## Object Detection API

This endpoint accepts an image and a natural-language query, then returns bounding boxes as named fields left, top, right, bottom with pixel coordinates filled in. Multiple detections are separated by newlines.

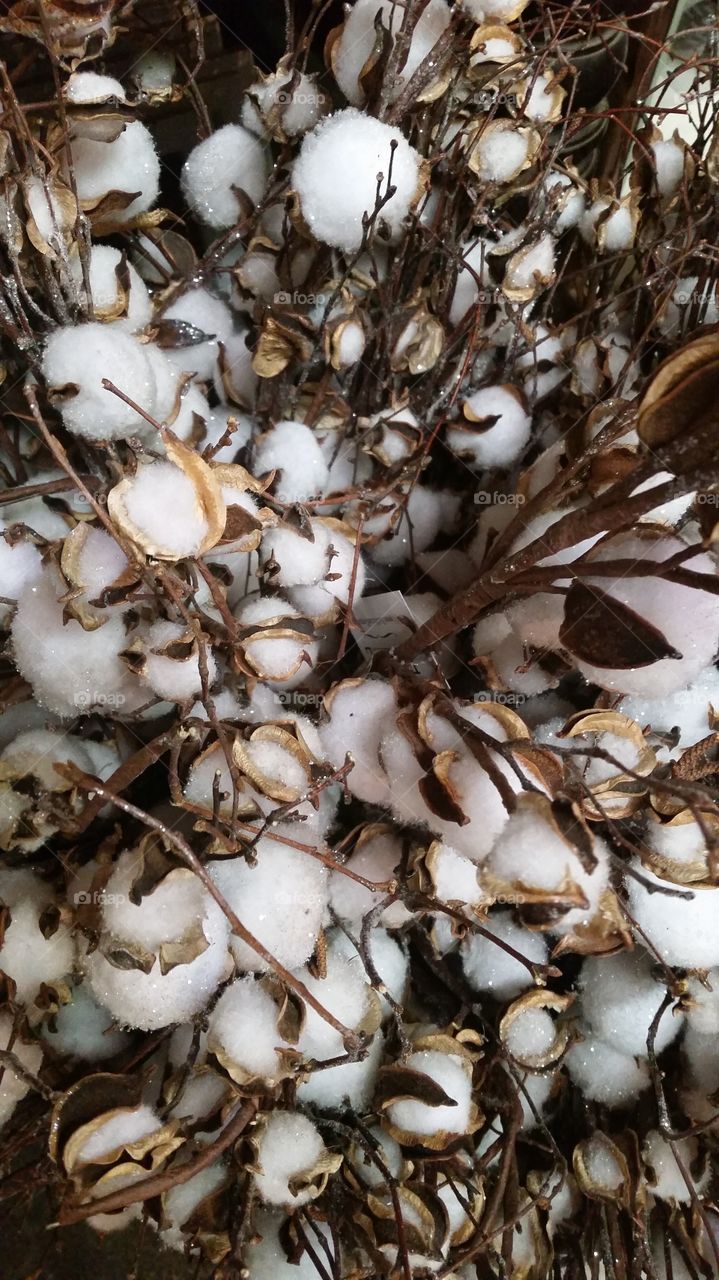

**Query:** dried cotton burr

left=332, top=0, right=452, bottom=107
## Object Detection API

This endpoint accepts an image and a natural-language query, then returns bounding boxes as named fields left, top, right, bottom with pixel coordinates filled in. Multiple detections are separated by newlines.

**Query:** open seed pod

left=232, top=723, right=315, bottom=805
left=22, top=175, right=78, bottom=258
left=499, top=990, right=573, bottom=1070
left=468, top=120, right=541, bottom=185
left=207, top=975, right=303, bottom=1089
left=573, top=1132, right=630, bottom=1205
left=108, top=431, right=227, bottom=561
left=503, top=234, right=556, bottom=303
left=643, top=808, right=719, bottom=885
left=376, top=1032, right=482, bottom=1151
left=558, top=709, right=656, bottom=819
left=248, top=1111, right=343, bottom=1207
left=468, top=24, right=525, bottom=70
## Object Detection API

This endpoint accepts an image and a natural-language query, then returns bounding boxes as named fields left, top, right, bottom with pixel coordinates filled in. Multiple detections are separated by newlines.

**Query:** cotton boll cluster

left=293, top=110, right=423, bottom=253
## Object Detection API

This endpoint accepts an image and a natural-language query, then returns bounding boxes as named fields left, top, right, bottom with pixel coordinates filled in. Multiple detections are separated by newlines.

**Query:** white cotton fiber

left=253, top=1111, right=330, bottom=1206
left=564, top=1029, right=651, bottom=1106
left=366, top=485, right=447, bottom=566
left=298, top=1029, right=384, bottom=1110
left=448, top=385, right=531, bottom=469
left=121, top=460, right=210, bottom=558
left=69, top=121, right=160, bottom=222
left=0, top=1012, right=43, bottom=1130
left=350, top=1124, right=403, bottom=1189
left=579, top=950, right=683, bottom=1058
left=387, top=1049, right=471, bottom=1138
left=0, top=867, right=74, bottom=1006
left=619, top=665, right=719, bottom=749
left=642, top=1130, right=702, bottom=1203
left=321, top=677, right=397, bottom=804
left=208, top=976, right=287, bottom=1081
left=0, top=531, right=42, bottom=599
left=12, top=568, right=130, bottom=717
left=293, top=109, right=422, bottom=253
left=625, top=859, right=719, bottom=969
left=209, top=836, right=328, bottom=973
left=76, top=1102, right=161, bottom=1164
left=163, top=1161, right=227, bottom=1237
left=295, top=934, right=375, bottom=1061
left=41, top=984, right=130, bottom=1061
left=161, top=288, right=234, bottom=382
left=244, top=1210, right=335, bottom=1279
left=329, top=829, right=411, bottom=928
left=487, top=803, right=610, bottom=933
left=472, top=126, right=530, bottom=183
left=574, top=536, right=719, bottom=697
left=333, top=0, right=451, bottom=107
left=70, top=244, right=152, bottom=332
left=461, top=913, right=549, bottom=1001
left=242, top=70, right=324, bottom=137
left=65, top=71, right=126, bottom=103
left=181, top=124, right=270, bottom=228
left=427, top=843, right=485, bottom=908
left=42, top=322, right=157, bottom=440
left=138, top=618, right=217, bottom=703
left=504, top=1007, right=556, bottom=1064
left=254, top=421, right=329, bottom=503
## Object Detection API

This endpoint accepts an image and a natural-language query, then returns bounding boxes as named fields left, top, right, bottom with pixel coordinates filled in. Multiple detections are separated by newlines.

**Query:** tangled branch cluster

left=1, top=0, right=719, bottom=1276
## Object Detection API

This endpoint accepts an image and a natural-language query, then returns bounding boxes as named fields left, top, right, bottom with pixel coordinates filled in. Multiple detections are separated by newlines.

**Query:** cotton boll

left=350, top=1124, right=404, bottom=1188
left=253, top=1112, right=333, bottom=1207
left=76, top=1102, right=163, bottom=1164
left=42, top=322, right=157, bottom=440
left=209, top=837, right=328, bottom=974
left=69, top=244, right=152, bottom=332
left=0, top=1012, right=43, bottom=1130
left=386, top=1050, right=472, bottom=1139
left=84, top=861, right=230, bottom=1030
left=367, top=486, right=447, bottom=567
left=161, top=288, right=234, bottom=382
left=294, top=109, right=422, bottom=253
left=203, top=407, right=252, bottom=462
left=41, top=984, right=130, bottom=1061
left=69, top=121, right=160, bottom=223
left=242, top=70, right=325, bottom=137
left=119, top=460, right=210, bottom=559
left=298, top=1028, right=384, bottom=1110
left=580, top=199, right=636, bottom=252
left=564, top=1030, right=651, bottom=1106
left=0, top=530, right=43, bottom=601
left=254, top=421, right=329, bottom=504
left=619, top=666, right=719, bottom=749
left=0, top=469, right=70, bottom=541
left=329, top=829, right=411, bottom=928
left=259, top=522, right=332, bottom=588
left=0, top=868, right=74, bottom=1007
left=321, top=677, right=397, bottom=804
left=244, top=1210, right=335, bottom=1279
left=625, top=859, right=719, bottom=969
left=504, top=234, right=556, bottom=295
left=580, top=951, right=683, bottom=1059
left=295, top=935, right=376, bottom=1061
left=132, top=51, right=176, bottom=96
left=461, top=913, right=549, bottom=1001
left=642, top=1130, right=703, bottom=1204
left=208, top=977, right=288, bottom=1082
left=571, top=536, right=719, bottom=698
left=472, top=125, right=532, bottom=183
left=330, top=927, right=409, bottom=1015
left=428, top=843, right=485, bottom=909
left=162, top=1161, right=227, bottom=1244
left=448, top=385, right=531, bottom=469
left=64, top=71, right=126, bottom=103
left=12, top=569, right=130, bottom=717
left=541, top=172, right=585, bottom=232
left=136, top=619, right=217, bottom=703
left=181, top=124, right=269, bottom=228
left=334, top=0, right=451, bottom=107
left=684, top=972, right=719, bottom=1035
left=652, top=138, right=685, bottom=197
left=487, top=802, right=610, bottom=933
